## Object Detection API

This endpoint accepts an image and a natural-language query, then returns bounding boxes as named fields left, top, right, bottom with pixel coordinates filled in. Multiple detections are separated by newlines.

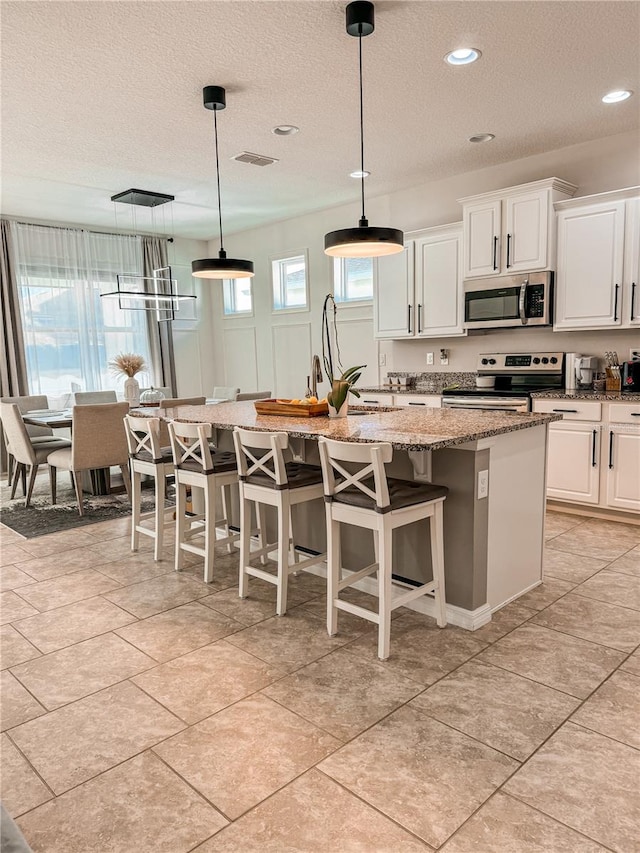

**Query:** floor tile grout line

left=149, top=748, right=234, bottom=824
left=569, top=587, right=640, bottom=613
left=528, top=617, right=639, bottom=654
left=567, top=717, right=640, bottom=754
left=3, top=729, right=58, bottom=806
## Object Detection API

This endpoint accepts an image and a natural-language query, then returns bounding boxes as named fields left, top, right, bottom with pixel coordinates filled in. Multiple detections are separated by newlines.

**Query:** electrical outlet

left=630, top=349, right=640, bottom=362
left=477, top=469, right=489, bottom=500
left=379, top=352, right=387, bottom=366
left=426, top=352, right=434, bottom=365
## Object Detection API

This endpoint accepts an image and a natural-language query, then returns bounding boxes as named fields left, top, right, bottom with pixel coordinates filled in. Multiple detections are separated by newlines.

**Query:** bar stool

left=233, top=427, right=326, bottom=616
left=168, top=421, right=238, bottom=583
left=124, top=415, right=174, bottom=561
left=318, top=437, right=448, bottom=660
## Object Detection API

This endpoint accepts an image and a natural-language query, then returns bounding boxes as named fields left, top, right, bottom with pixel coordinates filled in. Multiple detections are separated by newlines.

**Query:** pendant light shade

left=324, top=1, right=403, bottom=259
left=192, top=86, right=254, bottom=280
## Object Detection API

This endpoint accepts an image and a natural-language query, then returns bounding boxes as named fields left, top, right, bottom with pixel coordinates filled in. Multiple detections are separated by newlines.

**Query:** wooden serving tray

left=254, top=399, right=329, bottom=417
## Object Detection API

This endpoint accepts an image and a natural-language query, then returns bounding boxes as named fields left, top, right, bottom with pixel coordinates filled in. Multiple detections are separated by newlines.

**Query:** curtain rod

left=8, top=218, right=174, bottom=242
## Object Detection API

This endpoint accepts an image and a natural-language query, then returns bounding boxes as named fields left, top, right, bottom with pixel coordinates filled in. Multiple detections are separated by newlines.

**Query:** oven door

left=443, top=396, right=530, bottom=413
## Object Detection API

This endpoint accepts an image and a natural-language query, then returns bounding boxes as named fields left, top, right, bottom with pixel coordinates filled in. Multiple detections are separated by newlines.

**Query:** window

left=272, top=252, right=308, bottom=311
left=223, top=278, right=253, bottom=316
left=333, top=256, right=374, bottom=303
left=13, top=223, right=152, bottom=404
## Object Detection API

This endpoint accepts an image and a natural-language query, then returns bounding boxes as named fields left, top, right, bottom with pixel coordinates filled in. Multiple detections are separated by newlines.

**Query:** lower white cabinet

left=606, top=426, right=640, bottom=511
left=393, top=394, right=442, bottom=408
left=546, top=422, right=600, bottom=504
left=534, top=398, right=640, bottom=513
left=358, top=393, right=395, bottom=407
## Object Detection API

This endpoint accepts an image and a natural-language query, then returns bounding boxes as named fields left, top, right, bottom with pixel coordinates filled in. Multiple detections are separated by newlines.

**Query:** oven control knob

left=550, top=356, right=558, bottom=364
left=481, top=358, right=489, bottom=365
left=533, top=357, right=541, bottom=364
left=488, top=358, right=496, bottom=365
left=541, top=357, right=549, bottom=364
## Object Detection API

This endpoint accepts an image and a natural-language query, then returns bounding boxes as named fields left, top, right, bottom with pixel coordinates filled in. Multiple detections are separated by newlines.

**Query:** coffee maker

left=574, top=355, right=598, bottom=389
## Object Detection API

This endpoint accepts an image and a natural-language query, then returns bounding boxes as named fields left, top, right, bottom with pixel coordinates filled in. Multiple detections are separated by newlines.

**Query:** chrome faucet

left=310, top=354, right=323, bottom=398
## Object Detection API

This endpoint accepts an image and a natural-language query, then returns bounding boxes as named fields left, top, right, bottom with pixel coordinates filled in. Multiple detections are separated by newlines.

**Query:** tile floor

left=1, top=503, right=639, bottom=852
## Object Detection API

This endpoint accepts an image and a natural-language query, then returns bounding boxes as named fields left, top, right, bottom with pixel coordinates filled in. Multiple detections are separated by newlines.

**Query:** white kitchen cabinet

left=393, top=394, right=442, bottom=408
left=374, top=224, right=465, bottom=340
left=358, top=393, right=395, bottom=407
left=545, top=421, right=601, bottom=505
left=459, top=178, right=576, bottom=280
left=554, top=187, right=640, bottom=330
left=605, top=426, right=640, bottom=511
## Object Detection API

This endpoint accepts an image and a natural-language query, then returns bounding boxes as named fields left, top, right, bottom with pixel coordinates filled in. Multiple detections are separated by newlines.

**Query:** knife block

left=605, top=368, right=621, bottom=392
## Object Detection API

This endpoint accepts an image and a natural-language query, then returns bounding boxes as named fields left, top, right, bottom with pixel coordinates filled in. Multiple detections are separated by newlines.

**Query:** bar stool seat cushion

left=327, top=476, right=448, bottom=514
left=241, top=461, right=324, bottom=491
left=177, top=450, right=237, bottom=475
left=131, top=445, right=174, bottom=464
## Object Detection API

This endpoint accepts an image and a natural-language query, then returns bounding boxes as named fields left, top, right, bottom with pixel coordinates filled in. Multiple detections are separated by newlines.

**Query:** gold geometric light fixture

left=324, top=1, right=404, bottom=259
left=192, top=86, right=255, bottom=279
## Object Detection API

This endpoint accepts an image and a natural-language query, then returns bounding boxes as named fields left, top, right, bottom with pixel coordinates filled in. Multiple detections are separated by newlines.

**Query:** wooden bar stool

left=168, top=421, right=239, bottom=583
left=124, top=415, right=174, bottom=561
left=318, top=437, right=448, bottom=660
left=233, top=427, right=326, bottom=616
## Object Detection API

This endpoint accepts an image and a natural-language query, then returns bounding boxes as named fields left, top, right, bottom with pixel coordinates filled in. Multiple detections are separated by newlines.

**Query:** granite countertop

left=358, top=384, right=475, bottom=396
left=174, top=401, right=561, bottom=452
left=531, top=390, right=640, bottom=402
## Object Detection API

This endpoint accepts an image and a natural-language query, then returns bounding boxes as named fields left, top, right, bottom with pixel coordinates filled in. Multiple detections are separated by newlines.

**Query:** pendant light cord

left=358, top=29, right=367, bottom=228
left=213, top=107, right=226, bottom=257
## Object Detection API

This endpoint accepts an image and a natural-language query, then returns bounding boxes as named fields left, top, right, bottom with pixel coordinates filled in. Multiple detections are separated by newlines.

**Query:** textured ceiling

left=2, top=0, right=639, bottom=239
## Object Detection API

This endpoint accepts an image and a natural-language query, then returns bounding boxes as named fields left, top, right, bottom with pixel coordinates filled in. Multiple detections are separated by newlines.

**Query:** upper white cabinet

left=374, top=223, right=465, bottom=340
left=554, top=187, right=640, bottom=330
left=459, top=178, right=577, bottom=279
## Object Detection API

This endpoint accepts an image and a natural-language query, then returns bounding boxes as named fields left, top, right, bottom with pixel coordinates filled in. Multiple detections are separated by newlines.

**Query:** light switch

left=477, top=469, right=489, bottom=500
left=426, top=352, right=434, bottom=365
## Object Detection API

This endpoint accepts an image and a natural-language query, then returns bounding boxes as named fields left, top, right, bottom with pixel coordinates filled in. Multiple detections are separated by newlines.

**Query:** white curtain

left=11, top=223, right=154, bottom=407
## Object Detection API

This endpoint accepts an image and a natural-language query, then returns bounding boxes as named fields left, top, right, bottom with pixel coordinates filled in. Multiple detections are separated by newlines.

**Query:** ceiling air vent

left=231, top=151, right=279, bottom=167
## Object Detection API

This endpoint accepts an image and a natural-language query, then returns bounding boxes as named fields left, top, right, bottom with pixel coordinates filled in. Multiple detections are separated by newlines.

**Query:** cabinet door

left=374, top=243, right=415, bottom=339
left=504, top=190, right=548, bottom=273
left=462, top=200, right=501, bottom=278
left=415, top=228, right=465, bottom=337
left=625, top=198, right=640, bottom=326
left=555, top=201, right=626, bottom=329
left=606, top=428, right=640, bottom=511
left=546, top=423, right=600, bottom=504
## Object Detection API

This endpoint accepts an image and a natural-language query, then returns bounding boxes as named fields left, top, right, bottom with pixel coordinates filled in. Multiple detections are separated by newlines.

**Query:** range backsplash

left=384, top=371, right=476, bottom=391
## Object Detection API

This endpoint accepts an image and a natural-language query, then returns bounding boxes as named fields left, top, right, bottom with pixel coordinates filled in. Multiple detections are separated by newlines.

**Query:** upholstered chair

left=74, top=390, right=118, bottom=405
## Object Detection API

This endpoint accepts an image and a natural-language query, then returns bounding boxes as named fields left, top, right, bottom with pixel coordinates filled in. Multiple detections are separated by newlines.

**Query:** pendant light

left=192, top=86, right=254, bottom=279
left=324, top=1, right=403, bottom=258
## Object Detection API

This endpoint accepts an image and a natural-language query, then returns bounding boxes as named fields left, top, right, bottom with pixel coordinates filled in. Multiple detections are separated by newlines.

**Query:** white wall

left=207, top=130, right=640, bottom=392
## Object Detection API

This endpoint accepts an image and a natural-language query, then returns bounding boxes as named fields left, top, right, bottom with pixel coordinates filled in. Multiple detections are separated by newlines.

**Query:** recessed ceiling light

left=272, top=125, right=300, bottom=135
left=602, top=90, right=633, bottom=104
left=469, top=133, right=495, bottom=143
left=445, top=48, right=481, bottom=66
left=350, top=170, right=370, bottom=178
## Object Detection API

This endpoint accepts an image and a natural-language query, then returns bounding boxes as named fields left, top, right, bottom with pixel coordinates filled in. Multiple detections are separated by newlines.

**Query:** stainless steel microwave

left=463, top=271, right=553, bottom=330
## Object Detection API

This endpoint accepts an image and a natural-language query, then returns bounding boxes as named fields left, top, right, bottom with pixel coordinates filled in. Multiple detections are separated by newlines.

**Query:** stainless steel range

left=442, top=352, right=565, bottom=412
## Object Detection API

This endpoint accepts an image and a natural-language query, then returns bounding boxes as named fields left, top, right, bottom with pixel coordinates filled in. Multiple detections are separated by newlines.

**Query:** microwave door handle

left=519, top=279, right=529, bottom=325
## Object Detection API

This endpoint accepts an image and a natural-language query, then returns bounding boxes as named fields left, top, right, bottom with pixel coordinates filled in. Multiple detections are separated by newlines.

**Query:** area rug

left=0, top=491, right=158, bottom=538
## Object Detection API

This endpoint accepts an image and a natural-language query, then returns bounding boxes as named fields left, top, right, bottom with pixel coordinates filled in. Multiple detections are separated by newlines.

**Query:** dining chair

left=318, top=436, right=448, bottom=660
left=46, top=402, right=131, bottom=515
left=212, top=386, right=240, bottom=401
left=1, top=394, right=54, bottom=486
left=74, top=390, right=118, bottom=405
left=159, top=396, right=206, bottom=408
left=236, top=391, right=272, bottom=401
left=0, top=403, right=71, bottom=506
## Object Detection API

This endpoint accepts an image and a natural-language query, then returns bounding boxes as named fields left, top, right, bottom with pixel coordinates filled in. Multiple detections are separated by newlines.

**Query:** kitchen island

left=173, top=402, right=561, bottom=630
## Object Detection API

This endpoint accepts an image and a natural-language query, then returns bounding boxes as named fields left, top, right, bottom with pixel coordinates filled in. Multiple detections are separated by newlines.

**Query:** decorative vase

left=328, top=379, right=350, bottom=418
left=328, top=399, right=349, bottom=418
left=124, top=376, right=140, bottom=407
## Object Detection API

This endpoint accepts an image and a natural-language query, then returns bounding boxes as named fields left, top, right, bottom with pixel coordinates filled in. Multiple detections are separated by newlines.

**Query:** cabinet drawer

left=393, top=394, right=442, bottom=408
left=358, top=394, right=395, bottom=407
left=533, top=399, right=602, bottom=421
left=606, top=402, right=640, bottom=424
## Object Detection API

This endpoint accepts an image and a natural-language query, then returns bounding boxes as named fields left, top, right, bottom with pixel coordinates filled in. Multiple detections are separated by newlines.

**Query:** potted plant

left=321, top=294, right=365, bottom=418
left=109, top=352, right=147, bottom=407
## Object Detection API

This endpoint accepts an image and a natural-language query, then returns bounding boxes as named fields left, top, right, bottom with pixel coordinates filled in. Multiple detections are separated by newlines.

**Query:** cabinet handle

left=631, top=282, right=636, bottom=321
left=608, top=429, right=614, bottom=469
left=506, top=233, right=512, bottom=269
left=552, top=408, right=578, bottom=413
left=614, top=283, right=619, bottom=322
left=407, top=304, right=412, bottom=334
left=408, top=402, right=426, bottom=406
left=592, top=429, right=597, bottom=467
left=417, top=304, right=423, bottom=334
left=492, top=236, right=498, bottom=271
left=363, top=400, right=379, bottom=404
left=631, top=413, right=640, bottom=417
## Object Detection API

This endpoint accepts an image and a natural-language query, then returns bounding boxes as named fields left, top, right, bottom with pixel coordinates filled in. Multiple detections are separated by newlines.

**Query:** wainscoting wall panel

left=223, top=327, right=259, bottom=392
left=272, top=323, right=312, bottom=398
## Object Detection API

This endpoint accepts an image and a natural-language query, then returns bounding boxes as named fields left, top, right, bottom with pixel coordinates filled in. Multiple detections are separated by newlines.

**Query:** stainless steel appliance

left=463, top=271, right=553, bottom=330
left=442, top=351, right=564, bottom=412
left=622, top=360, right=640, bottom=392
